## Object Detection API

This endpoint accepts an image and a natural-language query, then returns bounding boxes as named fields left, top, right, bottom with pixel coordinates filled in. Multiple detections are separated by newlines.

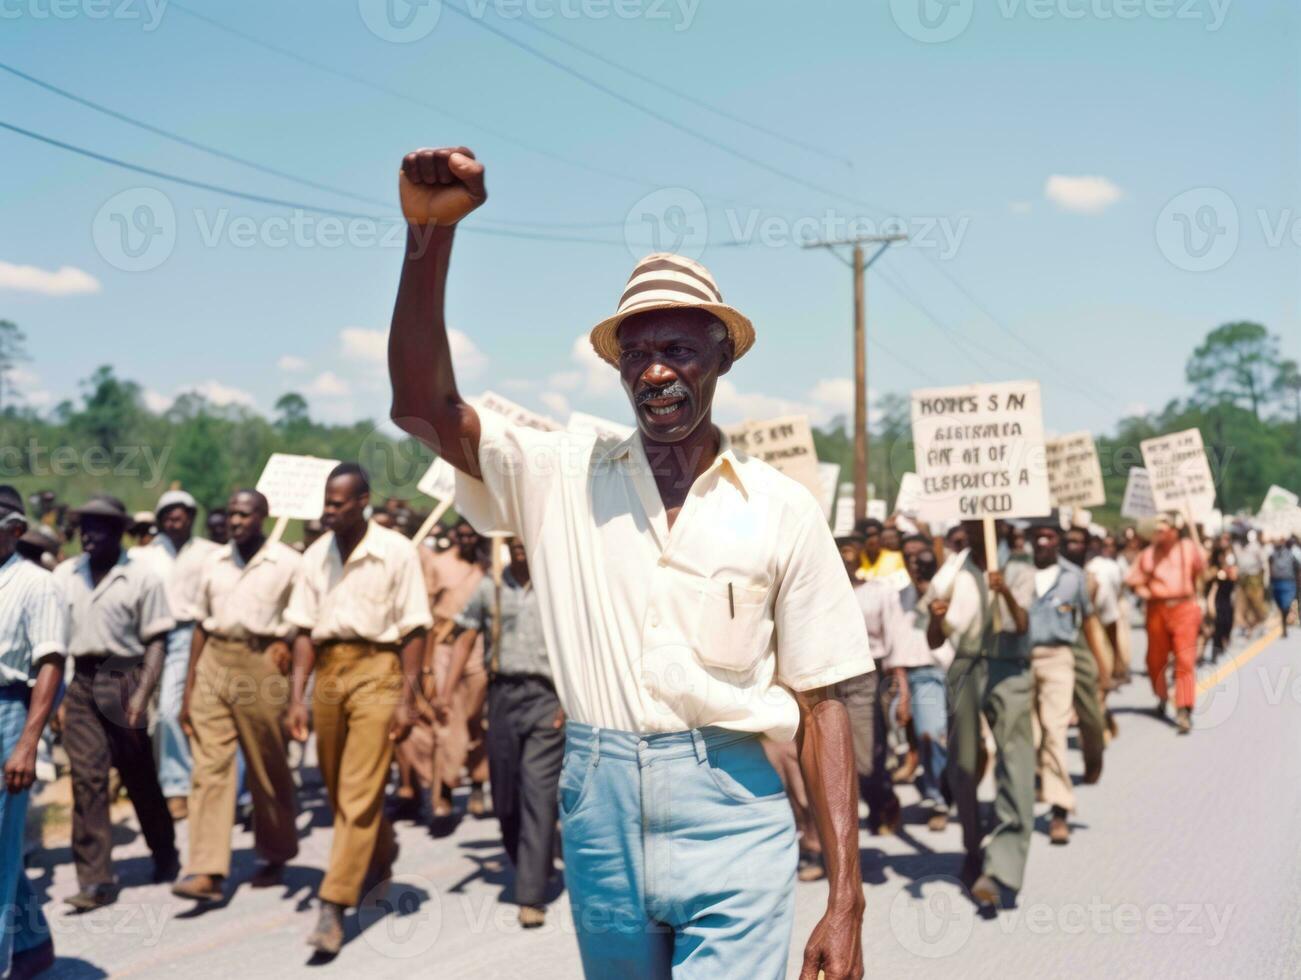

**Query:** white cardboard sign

left=255, top=453, right=342, bottom=520
left=1046, top=431, right=1106, bottom=509
left=832, top=485, right=856, bottom=538
left=1120, top=467, right=1158, bottom=520
left=816, top=462, right=841, bottom=523
left=725, top=415, right=822, bottom=502
left=568, top=411, right=634, bottom=443
left=471, top=391, right=563, bottom=432
left=910, top=380, right=1051, bottom=521
left=1139, top=428, right=1216, bottom=520
left=417, top=457, right=457, bottom=502
left=1260, top=484, right=1299, bottom=516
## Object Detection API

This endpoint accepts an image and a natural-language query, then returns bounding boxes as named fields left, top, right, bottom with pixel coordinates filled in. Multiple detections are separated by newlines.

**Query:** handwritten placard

left=1139, top=428, right=1216, bottom=520
left=1046, top=431, right=1106, bottom=509
left=255, top=454, right=342, bottom=520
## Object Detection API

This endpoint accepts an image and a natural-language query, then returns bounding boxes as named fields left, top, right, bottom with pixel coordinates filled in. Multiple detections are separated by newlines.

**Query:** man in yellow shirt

left=858, top=518, right=907, bottom=583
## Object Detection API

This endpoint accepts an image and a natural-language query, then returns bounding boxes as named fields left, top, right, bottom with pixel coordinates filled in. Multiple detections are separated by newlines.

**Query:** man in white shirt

left=388, top=146, right=870, bottom=980
left=140, top=490, right=221, bottom=818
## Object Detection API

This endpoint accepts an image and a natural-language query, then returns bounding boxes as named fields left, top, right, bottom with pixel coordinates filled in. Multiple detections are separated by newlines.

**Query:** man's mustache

left=636, top=381, right=691, bottom=407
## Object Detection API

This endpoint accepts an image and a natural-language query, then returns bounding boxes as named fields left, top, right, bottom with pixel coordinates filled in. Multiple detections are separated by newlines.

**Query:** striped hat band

left=589, top=252, right=755, bottom=367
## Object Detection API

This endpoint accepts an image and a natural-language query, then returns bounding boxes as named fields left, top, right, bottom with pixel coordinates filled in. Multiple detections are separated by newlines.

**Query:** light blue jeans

left=156, top=623, right=195, bottom=799
left=1, top=687, right=52, bottom=975
left=906, top=666, right=949, bottom=807
left=560, top=722, right=797, bottom=980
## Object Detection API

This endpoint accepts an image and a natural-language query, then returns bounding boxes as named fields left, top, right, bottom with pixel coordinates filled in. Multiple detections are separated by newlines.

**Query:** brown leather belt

left=208, top=633, right=284, bottom=654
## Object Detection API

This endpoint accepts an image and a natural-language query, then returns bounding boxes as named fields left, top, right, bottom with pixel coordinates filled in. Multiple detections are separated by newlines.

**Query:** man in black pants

left=54, top=496, right=178, bottom=910
left=442, top=538, right=563, bottom=929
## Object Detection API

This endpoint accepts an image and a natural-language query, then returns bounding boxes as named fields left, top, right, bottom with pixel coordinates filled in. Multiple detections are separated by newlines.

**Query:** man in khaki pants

left=171, top=489, right=302, bottom=904
left=285, top=463, right=432, bottom=955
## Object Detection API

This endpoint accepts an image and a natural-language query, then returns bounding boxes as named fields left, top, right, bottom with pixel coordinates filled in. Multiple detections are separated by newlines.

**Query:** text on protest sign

left=1139, top=428, right=1216, bottom=520
left=568, top=411, right=635, bottom=443
left=470, top=391, right=563, bottom=432
left=1120, top=467, right=1157, bottom=520
left=1046, top=431, right=1106, bottom=509
left=725, top=415, right=823, bottom=501
left=255, top=454, right=342, bottom=520
left=909, top=380, right=1051, bottom=520
left=417, top=457, right=457, bottom=502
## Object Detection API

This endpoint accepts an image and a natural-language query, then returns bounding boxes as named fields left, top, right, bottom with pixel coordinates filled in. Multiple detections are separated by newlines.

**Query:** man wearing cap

left=926, top=519, right=1034, bottom=911
left=54, top=495, right=178, bottom=910
left=388, top=146, right=869, bottom=980
left=139, top=489, right=221, bottom=819
left=284, top=463, right=432, bottom=955
left=171, top=489, right=302, bottom=905
left=0, top=486, right=65, bottom=978
left=1126, top=514, right=1206, bottom=734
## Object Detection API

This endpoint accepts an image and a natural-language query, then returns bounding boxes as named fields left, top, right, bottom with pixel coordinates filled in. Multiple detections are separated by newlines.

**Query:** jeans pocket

left=558, top=751, right=595, bottom=817
left=705, top=738, right=786, bottom=804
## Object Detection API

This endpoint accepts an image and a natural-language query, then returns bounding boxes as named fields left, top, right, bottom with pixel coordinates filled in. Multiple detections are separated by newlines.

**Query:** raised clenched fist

left=399, top=146, right=487, bottom=226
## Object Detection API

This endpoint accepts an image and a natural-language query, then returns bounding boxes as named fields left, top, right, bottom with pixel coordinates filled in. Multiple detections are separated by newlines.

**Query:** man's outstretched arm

left=389, top=146, right=488, bottom=475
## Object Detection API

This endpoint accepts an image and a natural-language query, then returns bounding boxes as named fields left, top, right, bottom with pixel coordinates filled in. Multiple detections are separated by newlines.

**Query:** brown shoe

left=1082, top=759, right=1103, bottom=785
left=171, top=874, right=225, bottom=903
left=927, top=809, right=949, bottom=833
left=518, top=905, right=546, bottom=929
left=1049, top=808, right=1070, bottom=845
left=1176, top=707, right=1192, bottom=735
left=167, top=797, right=188, bottom=821
left=970, top=874, right=1001, bottom=911
left=873, top=797, right=902, bottom=836
left=307, top=901, right=345, bottom=956
left=250, top=862, right=286, bottom=889
left=467, top=785, right=487, bottom=818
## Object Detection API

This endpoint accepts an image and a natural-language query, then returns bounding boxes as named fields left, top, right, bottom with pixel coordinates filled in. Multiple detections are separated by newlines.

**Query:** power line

left=494, top=13, right=850, bottom=168
left=0, top=119, right=630, bottom=245
left=166, top=1, right=657, bottom=194
left=440, top=0, right=896, bottom=218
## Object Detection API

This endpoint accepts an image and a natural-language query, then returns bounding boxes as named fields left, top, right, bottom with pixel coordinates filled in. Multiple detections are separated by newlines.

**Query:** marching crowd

left=1, top=470, right=1298, bottom=977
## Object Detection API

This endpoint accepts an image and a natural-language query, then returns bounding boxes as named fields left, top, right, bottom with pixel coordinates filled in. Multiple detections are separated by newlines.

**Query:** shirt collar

left=602, top=428, right=748, bottom=497
left=0, top=552, right=22, bottom=589
left=78, top=550, right=131, bottom=592
left=224, top=538, right=282, bottom=569
left=331, top=523, right=380, bottom=567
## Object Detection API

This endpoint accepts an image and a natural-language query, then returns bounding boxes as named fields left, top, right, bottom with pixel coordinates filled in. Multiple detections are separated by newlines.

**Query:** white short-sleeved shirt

left=196, top=540, right=302, bottom=640
left=0, top=554, right=68, bottom=686
left=455, top=415, right=873, bottom=742
left=54, top=552, right=175, bottom=658
left=285, top=523, right=434, bottom=645
left=138, top=534, right=221, bottom=623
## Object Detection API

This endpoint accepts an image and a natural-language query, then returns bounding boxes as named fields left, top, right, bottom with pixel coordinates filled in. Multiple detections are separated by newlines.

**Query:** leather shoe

left=152, top=851, right=181, bottom=884
left=65, top=883, right=116, bottom=912
left=307, top=901, right=345, bottom=956
left=1049, top=808, right=1070, bottom=845
left=1176, top=707, right=1192, bottom=735
left=970, top=874, right=1002, bottom=911
left=171, top=874, right=225, bottom=903
left=518, top=905, right=546, bottom=929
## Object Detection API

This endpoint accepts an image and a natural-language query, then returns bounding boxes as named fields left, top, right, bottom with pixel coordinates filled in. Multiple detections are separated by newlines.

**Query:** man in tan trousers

left=172, top=489, right=302, bottom=904
left=285, top=463, right=432, bottom=955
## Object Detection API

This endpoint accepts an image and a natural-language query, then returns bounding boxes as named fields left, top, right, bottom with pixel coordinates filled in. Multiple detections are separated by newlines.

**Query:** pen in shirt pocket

left=728, top=582, right=735, bottom=619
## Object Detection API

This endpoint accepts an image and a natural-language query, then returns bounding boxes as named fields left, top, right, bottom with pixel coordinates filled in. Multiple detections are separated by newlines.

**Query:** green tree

left=1273, top=358, right=1301, bottom=425
left=171, top=412, right=232, bottom=511
left=1185, top=321, right=1280, bottom=420
left=72, top=365, right=143, bottom=450
left=275, top=392, right=310, bottom=430
left=0, top=320, right=29, bottom=411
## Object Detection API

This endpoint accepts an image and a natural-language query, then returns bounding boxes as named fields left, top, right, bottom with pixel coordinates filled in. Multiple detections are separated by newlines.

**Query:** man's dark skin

left=81, top=514, right=166, bottom=729
left=928, top=520, right=1029, bottom=651
left=159, top=503, right=195, bottom=553
left=2, top=518, right=64, bottom=795
left=387, top=145, right=865, bottom=980
left=284, top=474, right=425, bottom=747
left=178, top=491, right=292, bottom=741
left=1059, top=527, right=1114, bottom=692
left=206, top=510, right=229, bottom=546
left=859, top=521, right=883, bottom=566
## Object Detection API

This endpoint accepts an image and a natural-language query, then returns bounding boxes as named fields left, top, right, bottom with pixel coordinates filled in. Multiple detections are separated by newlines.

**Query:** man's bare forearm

left=138, top=635, right=168, bottom=699
left=795, top=687, right=865, bottom=911
left=398, top=629, right=427, bottom=710
left=389, top=225, right=481, bottom=473
left=19, top=659, right=63, bottom=747
left=290, top=634, right=317, bottom=704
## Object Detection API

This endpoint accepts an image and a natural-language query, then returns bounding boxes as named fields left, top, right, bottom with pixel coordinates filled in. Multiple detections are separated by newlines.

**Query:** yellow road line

left=1196, top=624, right=1284, bottom=695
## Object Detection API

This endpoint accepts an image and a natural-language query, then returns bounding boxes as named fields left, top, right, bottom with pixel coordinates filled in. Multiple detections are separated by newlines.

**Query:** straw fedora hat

left=589, top=253, right=755, bottom=367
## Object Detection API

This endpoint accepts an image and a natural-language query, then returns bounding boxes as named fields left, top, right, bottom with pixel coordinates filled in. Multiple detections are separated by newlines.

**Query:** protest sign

left=1139, top=428, right=1216, bottom=520
left=1046, top=431, right=1106, bottom=509
left=867, top=499, right=888, bottom=522
left=470, top=391, right=563, bottom=432
left=417, top=457, right=457, bottom=502
left=256, top=454, right=341, bottom=521
left=910, top=380, right=1051, bottom=520
left=894, top=472, right=923, bottom=517
left=568, top=411, right=634, bottom=442
left=1120, top=467, right=1158, bottom=520
left=1259, top=484, right=1299, bottom=516
left=726, top=415, right=822, bottom=501
left=832, top=483, right=856, bottom=537
left=816, top=462, right=840, bottom=522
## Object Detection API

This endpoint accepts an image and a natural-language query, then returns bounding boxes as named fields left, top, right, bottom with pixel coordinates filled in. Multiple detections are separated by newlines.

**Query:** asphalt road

left=25, top=622, right=1301, bottom=979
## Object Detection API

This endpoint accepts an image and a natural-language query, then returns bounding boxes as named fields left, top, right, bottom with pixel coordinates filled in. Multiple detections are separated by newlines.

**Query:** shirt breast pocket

left=687, top=577, right=773, bottom=675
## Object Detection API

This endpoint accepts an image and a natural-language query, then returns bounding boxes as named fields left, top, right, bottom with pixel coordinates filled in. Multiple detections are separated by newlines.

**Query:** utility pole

left=804, top=233, right=907, bottom=521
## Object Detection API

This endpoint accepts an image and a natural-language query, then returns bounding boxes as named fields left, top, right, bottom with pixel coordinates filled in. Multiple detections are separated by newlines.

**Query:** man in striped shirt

left=0, top=485, right=65, bottom=979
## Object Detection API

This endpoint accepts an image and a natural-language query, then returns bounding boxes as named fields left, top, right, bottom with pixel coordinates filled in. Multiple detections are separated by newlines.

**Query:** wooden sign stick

left=266, top=515, right=290, bottom=545
left=413, top=497, right=454, bottom=545
left=983, top=516, right=1003, bottom=632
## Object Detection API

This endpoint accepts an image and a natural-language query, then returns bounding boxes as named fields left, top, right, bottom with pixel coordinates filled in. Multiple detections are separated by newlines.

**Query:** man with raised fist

left=387, top=147, right=868, bottom=980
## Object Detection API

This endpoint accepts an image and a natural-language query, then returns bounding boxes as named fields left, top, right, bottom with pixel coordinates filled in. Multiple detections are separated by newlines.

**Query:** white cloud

left=449, top=329, right=487, bottom=379
left=143, top=389, right=173, bottom=414
left=1044, top=175, right=1122, bottom=214
left=277, top=354, right=308, bottom=372
left=548, top=334, right=617, bottom=397
left=0, top=261, right=100, bottom=296
left=341, top=326, right=386, bottom=363
left=809, top=378, right=854, bottom=419
left=6, top=367, right=52, bottom=407
left=184, top=380, right=257, bottom=408
left=539, top=391, right=571, bottom=419
left=307, top=371, right=350, bottom=397
left=712, top=379, right=812, bottom=424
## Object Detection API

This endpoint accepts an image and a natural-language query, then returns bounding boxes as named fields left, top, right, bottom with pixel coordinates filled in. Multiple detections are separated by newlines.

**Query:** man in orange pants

left=1125, top=514, right=1205, bottom=735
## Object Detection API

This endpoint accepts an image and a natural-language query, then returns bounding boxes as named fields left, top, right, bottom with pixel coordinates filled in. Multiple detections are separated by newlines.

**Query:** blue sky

left=1, top=0, right=1296, bottom=437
